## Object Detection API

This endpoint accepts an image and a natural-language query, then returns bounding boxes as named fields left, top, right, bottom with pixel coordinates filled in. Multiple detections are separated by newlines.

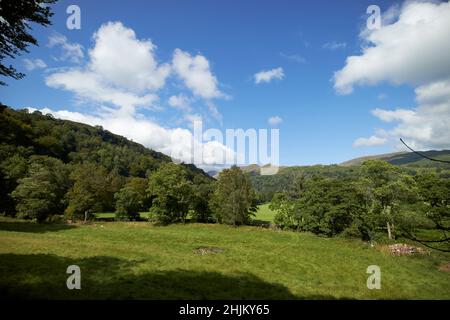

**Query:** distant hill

left=340, top=150, right=450, bottom=167
left=245, top=150, right=450, bottom=203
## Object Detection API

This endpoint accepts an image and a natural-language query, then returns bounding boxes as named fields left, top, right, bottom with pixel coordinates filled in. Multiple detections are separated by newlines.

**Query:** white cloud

left=45, top=22, right=170, bottom=110
left=254, top=67, right=285, bottom=84
left=45, top=69, right=158, bottom=109
left=268, top=116, right=283, bottom=126
left=168, top=94, right=192, bottom=112
left=371, top=108, right=417, bottom=123
left=42, top=21, right=232, bottom=170
left=172, top=49, right=224, bottom=99
left=335, top=1, right=450, bottom=150
left=48, top=32, right=84, bottom=63
left=353, top=135, right=387, bottom=147
left=322, top=41, right=347, bottom=50
left=23, top=58, right=47, bottom=71
left=333, top=1, right=450, bottom=94
left=89, top=22, right=170, bottom=92
left=370, top=80, right=450, bottom=150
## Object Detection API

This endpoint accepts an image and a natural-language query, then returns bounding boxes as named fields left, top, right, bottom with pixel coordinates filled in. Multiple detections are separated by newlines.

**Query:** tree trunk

left=387, top=221, right=392, bottom=240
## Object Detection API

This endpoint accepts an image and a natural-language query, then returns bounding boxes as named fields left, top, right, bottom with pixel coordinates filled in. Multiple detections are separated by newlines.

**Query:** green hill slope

left=341, top=150, right=450, bottom=167
left=0, top=104, right=212, bottom=214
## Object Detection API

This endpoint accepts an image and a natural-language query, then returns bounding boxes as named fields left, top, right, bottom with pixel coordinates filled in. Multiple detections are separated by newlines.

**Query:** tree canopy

left=0, top=0, right=57, bottom=85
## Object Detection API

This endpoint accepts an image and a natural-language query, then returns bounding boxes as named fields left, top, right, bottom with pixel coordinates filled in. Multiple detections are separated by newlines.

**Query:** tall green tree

left=0, top=153, right=29, bottom=215
left=271, top=177, right=370, bottom=237
left=65, top=163, right=120, bottom=220
left=0, top=0, right=57, bottom=85
left=11, top=156, right=69, bottom=222
left=361, top=160, right=417, bottom=239
left=190, top=175, right=215, bottom=222
left=114, top=177, right=148, bottom=221
left=147, top=163, right=192, bottom=224
left=210, top=166, right=256, bottom=225
left=401, top=173, right=450, bottom=251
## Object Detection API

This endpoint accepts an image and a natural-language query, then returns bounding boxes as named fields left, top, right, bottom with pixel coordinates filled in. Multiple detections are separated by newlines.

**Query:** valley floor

left=0, top=216, right=449, bottom=299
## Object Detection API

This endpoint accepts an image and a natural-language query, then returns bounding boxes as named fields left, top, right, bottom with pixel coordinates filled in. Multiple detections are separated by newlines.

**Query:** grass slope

left=0, top=216, right=448, bottom=300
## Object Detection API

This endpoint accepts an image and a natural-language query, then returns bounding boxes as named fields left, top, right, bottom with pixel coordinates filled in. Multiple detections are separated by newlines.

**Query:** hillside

left=341, top=150, right=450, bottom=167
left=0, top=105, right=212, bottom=215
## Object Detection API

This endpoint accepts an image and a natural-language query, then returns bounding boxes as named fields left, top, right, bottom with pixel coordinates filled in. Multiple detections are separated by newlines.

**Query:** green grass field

left=0, top=206, right=449, bottom=299
left=94, top=212, right=153, bottom=220
left=94, top=205, right=275, bottom=223
left=254, top=203, right=276, bottom=223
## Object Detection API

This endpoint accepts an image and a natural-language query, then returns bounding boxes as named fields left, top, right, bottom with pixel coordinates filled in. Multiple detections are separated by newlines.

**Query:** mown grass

left=0, top=215, right=448, bottom=300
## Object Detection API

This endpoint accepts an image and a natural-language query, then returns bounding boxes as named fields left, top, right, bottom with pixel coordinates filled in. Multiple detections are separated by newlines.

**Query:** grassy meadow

left=0, top=206, right=449, bottom=300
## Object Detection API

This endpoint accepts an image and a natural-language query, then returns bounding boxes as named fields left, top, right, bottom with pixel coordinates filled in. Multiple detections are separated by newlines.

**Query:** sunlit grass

left=254, top=203, right=276, bottom=223
left=0, top=216, right=448, bottom=299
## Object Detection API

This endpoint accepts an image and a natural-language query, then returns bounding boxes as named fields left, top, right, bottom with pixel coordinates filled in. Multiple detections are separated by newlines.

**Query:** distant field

left=94, top=204, right=277, bottom=224
left=0, top=216, right=449, bottom=299
left=94, top=212, right=153, bottom=220
left=253, top=203, right=276, bottom=223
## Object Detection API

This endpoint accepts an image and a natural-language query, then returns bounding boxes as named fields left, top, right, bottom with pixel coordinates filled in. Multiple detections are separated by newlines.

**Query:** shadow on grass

left=250, top=219, right=272, bottom=228
left=0, top=220, right=77, bottom=233
left=0, top=253, right=341, bottom=300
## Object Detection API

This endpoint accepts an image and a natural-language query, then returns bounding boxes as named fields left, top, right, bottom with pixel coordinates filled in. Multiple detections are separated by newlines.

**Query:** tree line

left=269, top=159, right=449, bottom=249
left=0, top=106, right=256, bottom=225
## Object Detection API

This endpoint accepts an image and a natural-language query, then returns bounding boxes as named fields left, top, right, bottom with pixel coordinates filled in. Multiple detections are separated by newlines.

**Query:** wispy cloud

left=280, top=52, right=305, bottom=63
left=48, top=32, right=84, bottom=63
left=322, top=41, right=347, bottom=50
left=254, top=67, right=285, bottom=84
left=23, top=58, right=47, bottom=71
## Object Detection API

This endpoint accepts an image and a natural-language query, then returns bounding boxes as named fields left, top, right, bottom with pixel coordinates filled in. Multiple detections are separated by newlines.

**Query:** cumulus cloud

left=48, top=32, right=84, bottom=63
left=89, top=22, right=170, bottom=92
left=42, top=21, right=232, bottom=170
left=371, top=108, right=416, bottom=123
left=333, top=1, right=450, bottom=94
left=45, top=22, right=169, bottom=110
left=268, top=116, right=283, bottom=126
left=254, top=67, right=284, bottom=84
left=172, top=49, right=224, bottom=99
left=337, top=1, right=450, bottom=150
left=46, top=69, right=158, bottom=109
left=369, top=80, right=450, bottom=150
left=23, top=58, right=47, bottom=71
left=353, top=135, right=387, bottom=147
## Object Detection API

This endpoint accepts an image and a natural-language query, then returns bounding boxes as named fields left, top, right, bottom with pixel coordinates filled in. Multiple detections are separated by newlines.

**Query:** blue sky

left=1, top=0, right=449, bottom=168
